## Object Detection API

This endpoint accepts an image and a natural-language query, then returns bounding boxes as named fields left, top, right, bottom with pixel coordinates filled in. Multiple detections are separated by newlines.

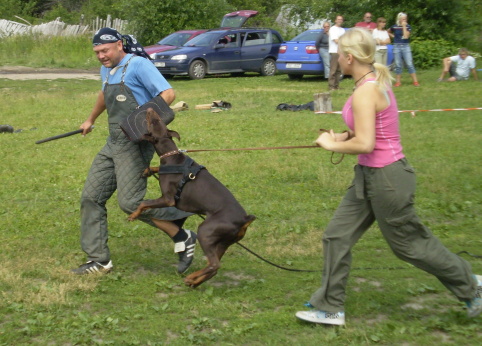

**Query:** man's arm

left=159, top=88, right=176, bottom=106
left=80, top=91, right=106, bottom=135
left=471, top=68, right=478, bottom=81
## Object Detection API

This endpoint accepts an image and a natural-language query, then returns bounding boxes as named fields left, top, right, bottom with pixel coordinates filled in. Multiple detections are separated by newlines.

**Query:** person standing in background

left=355, top=12, right=377, bottom=32
left=328, top=15, right=345, bottom=90
left=372, top=17, right=390, bottom=65
left=388, top=12, right=419, bottom=87
left=315, top=22, right=331, bottom=79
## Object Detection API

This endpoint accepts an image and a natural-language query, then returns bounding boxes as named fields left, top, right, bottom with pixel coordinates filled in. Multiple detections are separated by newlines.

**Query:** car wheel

left=288, top=74, right=303, bottom=80
left=260, top=58, right=276, bottom=76
left=188, top=60, right=206, bottom=80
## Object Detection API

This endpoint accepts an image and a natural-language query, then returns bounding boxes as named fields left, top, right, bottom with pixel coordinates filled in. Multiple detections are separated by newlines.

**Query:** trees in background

left=287, top=0, right=481, bottom=55
left=1, top=0, right=480, bottom=62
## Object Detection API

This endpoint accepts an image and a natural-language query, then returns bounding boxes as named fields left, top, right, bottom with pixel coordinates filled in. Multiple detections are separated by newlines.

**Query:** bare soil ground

left=0, top=66, right=99, bottom=80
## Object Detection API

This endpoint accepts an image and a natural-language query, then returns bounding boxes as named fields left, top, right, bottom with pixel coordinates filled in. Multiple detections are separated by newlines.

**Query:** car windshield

left=157, top=33, right=194, bottom=46
left=290, top=31, right=320, bottom=42
left=183, top=32, right=222, bottom=47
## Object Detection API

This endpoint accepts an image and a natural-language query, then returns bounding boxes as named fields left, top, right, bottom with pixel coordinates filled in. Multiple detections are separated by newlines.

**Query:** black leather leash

left=235, top=243, right=482, bottom=273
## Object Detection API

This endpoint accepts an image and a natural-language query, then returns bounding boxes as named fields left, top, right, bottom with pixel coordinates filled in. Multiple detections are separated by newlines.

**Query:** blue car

left=151, top=28, right=283, bottom=79
left=276, top=29, right=393, bottom=80
left=276, top=29, right=325, bottom=80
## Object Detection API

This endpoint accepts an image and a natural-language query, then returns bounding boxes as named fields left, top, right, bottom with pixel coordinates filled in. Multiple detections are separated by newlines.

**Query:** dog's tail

left=236, top=215, right=256, bottom=242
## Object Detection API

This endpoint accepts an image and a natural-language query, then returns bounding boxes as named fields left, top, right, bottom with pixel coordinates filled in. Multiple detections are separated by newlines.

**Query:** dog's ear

left=168, top=130, right=181, bottom=141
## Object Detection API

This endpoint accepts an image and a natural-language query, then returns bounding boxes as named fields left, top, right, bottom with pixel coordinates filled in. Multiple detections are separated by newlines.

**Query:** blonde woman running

left=296, top=27, right=481, bottom=326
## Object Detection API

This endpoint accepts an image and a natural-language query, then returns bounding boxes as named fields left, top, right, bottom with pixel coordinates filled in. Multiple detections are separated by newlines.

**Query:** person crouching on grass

left=438, top=48, right=478, bottom=82
left=295, top=27, right=481, bottom=326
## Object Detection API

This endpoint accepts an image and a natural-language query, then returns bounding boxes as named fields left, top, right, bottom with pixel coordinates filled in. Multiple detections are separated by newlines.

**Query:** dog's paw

left=142, top=168, right=152, bottom=178
left=127, top=214, right=138, bottom=221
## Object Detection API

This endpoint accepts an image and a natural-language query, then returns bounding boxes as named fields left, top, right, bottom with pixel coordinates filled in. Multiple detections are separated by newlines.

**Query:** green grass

left=0, top=34, right=97, bottom=69
left=0, top=69, right=481, bottom=345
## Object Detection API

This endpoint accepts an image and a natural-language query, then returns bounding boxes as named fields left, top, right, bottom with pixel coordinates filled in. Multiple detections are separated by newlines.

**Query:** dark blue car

left=276, top=29, right=393, bottom=80
left=151, top=28, right=283, bottom=79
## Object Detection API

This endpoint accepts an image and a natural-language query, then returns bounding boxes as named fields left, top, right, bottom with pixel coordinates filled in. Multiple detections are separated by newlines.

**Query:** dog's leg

left=127, top=196, right=175, bottom=221
left=183, top=221, right=223, bottom=288
left=235, top=215, right=256, bottom=242
left=142, top=166, right=159, bottom=178
left=184, top=244, right=224, bottom=288
left=184, top=217, right=256, bottom=288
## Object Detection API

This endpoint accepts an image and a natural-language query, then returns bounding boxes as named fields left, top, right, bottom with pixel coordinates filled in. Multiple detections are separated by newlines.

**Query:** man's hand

left=80, top=120, right=94, bottom=136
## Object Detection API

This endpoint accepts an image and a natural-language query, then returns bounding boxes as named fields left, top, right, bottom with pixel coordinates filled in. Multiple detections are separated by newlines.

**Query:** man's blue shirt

left=100, top=54, right=171, bottom=105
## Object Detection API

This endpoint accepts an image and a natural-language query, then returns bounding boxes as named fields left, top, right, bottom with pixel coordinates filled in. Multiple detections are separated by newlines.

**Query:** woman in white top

left=372, top=17, right=390, bottom=65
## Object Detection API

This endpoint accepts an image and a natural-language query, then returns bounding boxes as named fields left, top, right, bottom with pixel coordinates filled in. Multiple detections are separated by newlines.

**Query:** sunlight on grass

left=0, top=60, right=480, bottom=343
left=0, top=258, right=99, bottom=307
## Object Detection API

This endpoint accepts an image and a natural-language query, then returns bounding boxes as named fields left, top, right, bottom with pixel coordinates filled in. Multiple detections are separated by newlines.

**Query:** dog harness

left=157, top=157, right=205, bottom=200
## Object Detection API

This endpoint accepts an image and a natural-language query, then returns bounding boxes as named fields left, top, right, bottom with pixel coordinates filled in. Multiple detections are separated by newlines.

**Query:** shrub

left=410, top=38, right=458, bottom=69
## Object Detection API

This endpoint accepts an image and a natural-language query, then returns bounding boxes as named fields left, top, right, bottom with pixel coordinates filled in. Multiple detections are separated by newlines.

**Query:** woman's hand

left=315, top=130, right=336, bottom=151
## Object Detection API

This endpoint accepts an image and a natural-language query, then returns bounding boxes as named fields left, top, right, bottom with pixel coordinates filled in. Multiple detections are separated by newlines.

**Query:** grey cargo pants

left=80, top=125, right=192, bottom=262
left=309, top=158, right=476, bottom=312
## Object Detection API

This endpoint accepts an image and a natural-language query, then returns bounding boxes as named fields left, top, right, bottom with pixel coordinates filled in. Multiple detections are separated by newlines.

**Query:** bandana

left=92, top=27, right=123, bottom=46
left=92, top=27, right=151, bottom=60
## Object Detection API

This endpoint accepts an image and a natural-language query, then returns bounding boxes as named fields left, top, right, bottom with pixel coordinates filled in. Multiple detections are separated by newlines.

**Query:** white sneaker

left=465, top=274, right=482, bottom=318
left=296, top=310, right=345, bottom=325
left=475, top=274, right=482, bottom=288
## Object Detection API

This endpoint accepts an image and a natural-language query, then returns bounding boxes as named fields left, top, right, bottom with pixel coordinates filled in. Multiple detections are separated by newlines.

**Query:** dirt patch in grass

left=0, top=65, right=99, bottom=80
left=401, top=293, right=451, bottom=314
left=209, top=271, right=256, bottom=287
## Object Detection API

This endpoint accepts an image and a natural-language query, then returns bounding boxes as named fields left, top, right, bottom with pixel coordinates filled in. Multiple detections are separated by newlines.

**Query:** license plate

left=154, top=62, right=165, bottom=67
left=286, top=63, right=302, bottom=69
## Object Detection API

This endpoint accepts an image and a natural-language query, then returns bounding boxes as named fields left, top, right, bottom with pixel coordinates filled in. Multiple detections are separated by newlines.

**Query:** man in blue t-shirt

left=71, top=28, right=196, bottom=276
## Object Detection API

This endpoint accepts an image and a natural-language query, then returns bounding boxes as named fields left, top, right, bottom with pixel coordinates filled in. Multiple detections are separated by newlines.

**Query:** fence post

left=313, top=92, right=332, bottom=113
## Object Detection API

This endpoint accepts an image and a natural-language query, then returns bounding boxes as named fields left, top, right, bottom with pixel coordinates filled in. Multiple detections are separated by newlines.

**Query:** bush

left=411, top=38, right=458, bottom=69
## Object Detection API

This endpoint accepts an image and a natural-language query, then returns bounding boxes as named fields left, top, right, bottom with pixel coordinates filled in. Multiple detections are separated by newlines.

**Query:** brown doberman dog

left=128, top=108, right=256, bottom=288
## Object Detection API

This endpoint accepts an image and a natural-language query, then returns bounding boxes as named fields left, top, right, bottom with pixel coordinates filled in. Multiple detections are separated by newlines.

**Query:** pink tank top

left=342, top=79, right=405, bottom=167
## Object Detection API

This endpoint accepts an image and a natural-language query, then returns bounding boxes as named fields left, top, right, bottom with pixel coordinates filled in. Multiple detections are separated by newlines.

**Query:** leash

left=192, top=216, right=480, bottom=273
left=180, top=144, right=318, bottom=153
left=236, top=242, right=320, bottom=272
left=180, top=144, right=345, bottom=165
left=237, top=243, right=482, bottom=272
left=236, top=242, right=412, bottom=272
left=457, top=250, right=482, bottom=259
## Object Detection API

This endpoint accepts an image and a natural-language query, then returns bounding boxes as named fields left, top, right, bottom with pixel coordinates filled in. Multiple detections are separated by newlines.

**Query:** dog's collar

left=160, top=149, right=181, bottom=159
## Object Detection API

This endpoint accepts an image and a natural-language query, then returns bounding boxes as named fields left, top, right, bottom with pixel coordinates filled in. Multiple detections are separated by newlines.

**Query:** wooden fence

left=0, top=16, right=128, bottom=38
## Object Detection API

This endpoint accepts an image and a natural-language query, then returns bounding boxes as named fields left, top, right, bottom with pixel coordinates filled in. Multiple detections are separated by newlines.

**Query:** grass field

left=1, top=68, right=481, bottom=345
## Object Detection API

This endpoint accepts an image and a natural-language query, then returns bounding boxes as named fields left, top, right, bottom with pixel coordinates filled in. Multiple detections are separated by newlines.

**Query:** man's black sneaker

left=71, top=260, right=113, bottom=275
left=174, top=230, right=197, bottom=274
